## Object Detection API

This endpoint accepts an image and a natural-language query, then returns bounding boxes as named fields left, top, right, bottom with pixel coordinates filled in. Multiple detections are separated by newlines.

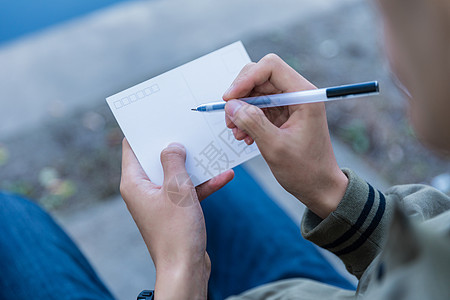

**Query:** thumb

left=160, top=143, right=191, bottom=184
left=225, top=100, right=278, bottom=145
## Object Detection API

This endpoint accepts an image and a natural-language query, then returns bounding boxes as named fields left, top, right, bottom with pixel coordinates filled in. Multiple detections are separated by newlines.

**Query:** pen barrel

left=241, top=89, right=326, bottom=109
left=326, top=81, right=379, bottom=98
left=195, top=81, right=379, bottom=112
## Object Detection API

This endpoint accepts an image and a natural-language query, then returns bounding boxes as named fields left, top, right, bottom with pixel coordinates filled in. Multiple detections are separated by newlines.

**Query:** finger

left=232, top=127, right=237, bottom=137
left=225, top=100, right=279, bottom=147
left=121, top=139, right=158, bottom=201
left=121, top=139, right=157, bottom=186
left=196, top=169, right=235, bottom=201
left=244, top=136, right=254, bottom=145
left=282, top=102, right=326, bottom=128
left=224, top=54, right=316, bottom=101
left=234, top=127, right=248, bottom=141
left=160, top=143, right=191, bottom=184
left=253, top=80, right=281, bottom=96
left=225, top=113, right=236, bottom=129
left=232, top=127, right=248, bottom=141
left=223, top=62, right=256, bottom=100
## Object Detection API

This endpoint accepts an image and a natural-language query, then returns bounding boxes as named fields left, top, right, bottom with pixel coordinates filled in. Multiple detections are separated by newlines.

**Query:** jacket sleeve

left=301, top=168, right=450, bottom=279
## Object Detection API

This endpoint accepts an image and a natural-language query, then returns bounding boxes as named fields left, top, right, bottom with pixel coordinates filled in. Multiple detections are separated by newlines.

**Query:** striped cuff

left=301, top=169, right=393, bottom=278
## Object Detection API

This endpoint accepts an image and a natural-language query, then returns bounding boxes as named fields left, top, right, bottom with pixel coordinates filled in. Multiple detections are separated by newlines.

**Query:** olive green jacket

left=227, top=169, right=450, bottom=300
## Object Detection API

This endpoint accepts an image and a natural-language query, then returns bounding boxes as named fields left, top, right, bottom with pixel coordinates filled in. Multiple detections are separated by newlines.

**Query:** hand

left=120, top=139, right=234, bottom=299
left=223, top=54, right=348, bottom=219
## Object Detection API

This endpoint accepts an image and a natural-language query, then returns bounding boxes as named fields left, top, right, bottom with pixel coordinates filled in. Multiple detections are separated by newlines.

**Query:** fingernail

left=167, top=143, right=185, bottom=150
left=224, top=84, right=234, bottom=97
left=225, top=100, right=242, bottom=117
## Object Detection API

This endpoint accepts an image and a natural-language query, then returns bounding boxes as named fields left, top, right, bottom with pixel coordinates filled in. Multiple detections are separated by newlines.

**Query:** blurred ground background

left=1, top=0, right=449, bottom=299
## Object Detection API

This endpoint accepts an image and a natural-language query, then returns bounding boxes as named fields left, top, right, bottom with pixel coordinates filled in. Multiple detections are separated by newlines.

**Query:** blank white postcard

left=106, top=41, right=260, bottom=186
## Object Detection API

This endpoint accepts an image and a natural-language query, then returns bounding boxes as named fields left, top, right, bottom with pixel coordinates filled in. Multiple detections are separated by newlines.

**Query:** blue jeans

left=0, top=191, right=115, bottom=300
left=202, top=166, right=355, bottom=299
left=0, top=166, right=354, bottom=300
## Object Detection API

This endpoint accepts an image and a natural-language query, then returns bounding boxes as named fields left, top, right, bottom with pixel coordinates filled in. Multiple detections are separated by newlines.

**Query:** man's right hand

left=223, top=54, right=348, bottom=219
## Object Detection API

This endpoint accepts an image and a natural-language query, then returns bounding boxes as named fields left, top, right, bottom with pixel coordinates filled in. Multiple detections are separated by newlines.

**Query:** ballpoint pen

left=191, top=81, right=379, bottom=112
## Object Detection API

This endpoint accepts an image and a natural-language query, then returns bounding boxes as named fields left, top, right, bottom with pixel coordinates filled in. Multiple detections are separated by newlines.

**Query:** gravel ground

left=246, top=2, right=450, bottom=188
left=1, top=1, right=448, bottom=212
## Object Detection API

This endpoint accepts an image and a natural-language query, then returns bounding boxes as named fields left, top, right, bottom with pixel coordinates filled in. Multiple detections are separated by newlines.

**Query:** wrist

left=307, top=169, right=348, bottom=219
left=154, top=254, right=210, bottom=300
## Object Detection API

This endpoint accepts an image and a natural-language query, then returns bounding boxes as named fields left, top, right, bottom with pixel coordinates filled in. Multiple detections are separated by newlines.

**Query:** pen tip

left=191, top=108, right=197, bottom=111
